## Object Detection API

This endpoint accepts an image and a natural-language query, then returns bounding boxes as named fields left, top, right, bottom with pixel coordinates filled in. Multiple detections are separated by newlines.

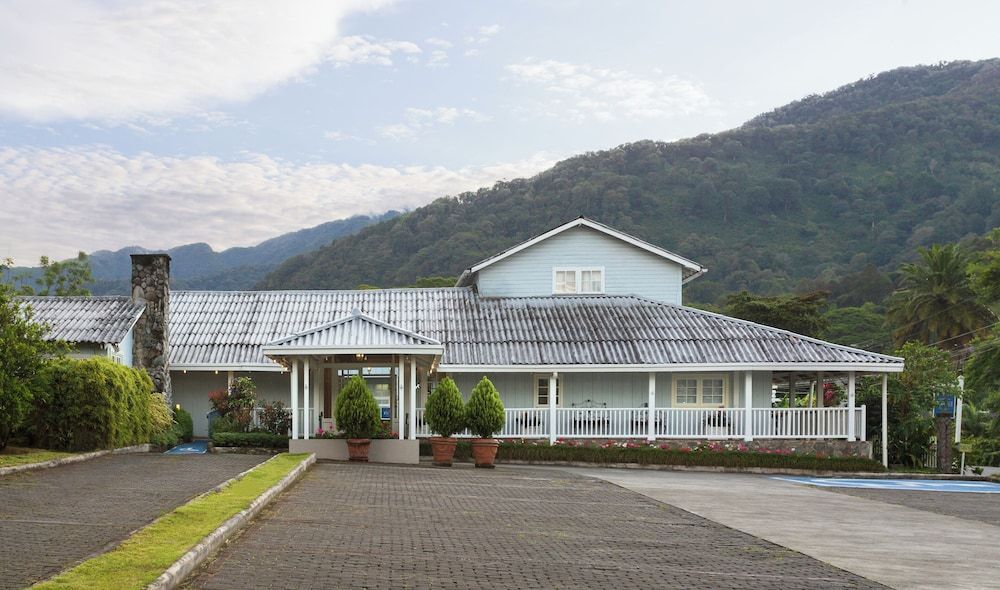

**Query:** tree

left=423, top=377, right=466, bottom=437
left=465, top=376, right=505, bottom=439
left=36, top=252, right=93, bottom=296
left=822, top=303, right=891, bottom=353
left=0, top=284, right=63, bottom=450
left=334, top=375, right=381, bottom=439
left=886, top=244, right=995, bottom=352
left=969, top=227, right=1000, bottom=304
left=724, top=290, right=829, bottom=337
left=964, top=328, right=1000, bottom=406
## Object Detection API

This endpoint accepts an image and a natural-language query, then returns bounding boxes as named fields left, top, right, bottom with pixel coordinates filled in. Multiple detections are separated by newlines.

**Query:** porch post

left=881, top=374, right=888, bottom=468
left=397, top=356, right=405, bottom=440
left=816, top=372, right=824, bottom=408
left=847, top=371, right=856, bottom=441
left=743, top=371, right=753, bottom=441
left=647, top=372, right=656, bottom=442
left=548, top=371, right=558, bottom=444
left=409, top=358, right=417, bottom=440
left=290, top=359, right=299, bottom=440
left=303, top=359, right=310, bottom=440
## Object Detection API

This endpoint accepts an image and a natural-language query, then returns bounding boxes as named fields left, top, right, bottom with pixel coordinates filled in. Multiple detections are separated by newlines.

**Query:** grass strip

left=0, top=448, right=75, bottom=468
left=33, top=453, right=310, bottom=590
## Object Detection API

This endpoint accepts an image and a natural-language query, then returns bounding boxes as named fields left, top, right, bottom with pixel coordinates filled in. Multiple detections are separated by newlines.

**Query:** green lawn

left=33, top=453, right=310, bottom=590
left=0, top=447, right=76, bottom=469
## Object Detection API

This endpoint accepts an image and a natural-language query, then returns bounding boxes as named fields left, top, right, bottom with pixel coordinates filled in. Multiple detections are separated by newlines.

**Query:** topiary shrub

left=211, top=431, right=288, bottom=449
left=334, top=375, right=381, bottom=439
left=424, top=377, right=465, bottom=437
left=173, top=407, right=194, bottom=442
left=465, top=376, right=505, bottom=438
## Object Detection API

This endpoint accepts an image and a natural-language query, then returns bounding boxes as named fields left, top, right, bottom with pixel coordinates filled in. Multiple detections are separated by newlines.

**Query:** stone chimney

left=131, top=254, right=171, bottom=400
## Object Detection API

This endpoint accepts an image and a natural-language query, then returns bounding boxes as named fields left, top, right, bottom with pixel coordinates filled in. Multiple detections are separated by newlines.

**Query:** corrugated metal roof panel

left=18, top=296, right=145, bottom=345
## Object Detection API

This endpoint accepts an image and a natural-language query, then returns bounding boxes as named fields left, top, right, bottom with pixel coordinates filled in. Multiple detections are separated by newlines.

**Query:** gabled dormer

left=455, top=217, right=706, bottom=305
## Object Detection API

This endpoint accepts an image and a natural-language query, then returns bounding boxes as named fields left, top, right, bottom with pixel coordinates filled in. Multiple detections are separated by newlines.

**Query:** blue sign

left=380, top=406, right=391, bottom=420
left=934, top=394, right=956, bottom=417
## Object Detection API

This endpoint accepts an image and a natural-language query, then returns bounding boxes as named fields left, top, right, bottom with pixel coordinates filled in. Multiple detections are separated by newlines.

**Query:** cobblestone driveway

left=188, top=463, right=883, bottom=589
left=0, top=453, right=266, bottom=589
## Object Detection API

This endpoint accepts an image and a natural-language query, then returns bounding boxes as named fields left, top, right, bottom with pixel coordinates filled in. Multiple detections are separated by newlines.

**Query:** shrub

left=29, top=357, right=159, bottom=451
left=465, top=376, right=505, bottom=438
left=209, top=415, right=241, bottom=436
left=150, top=428, right=179, bottom=448
left=257, top=400, right=291, bottom=436
left=211, top=431, right=288, bottom=449
left=334, top=375, right=381, bottom=439
left=423, top=377, right=465, bottom=437
left=173, top=407, right=194, bottom=442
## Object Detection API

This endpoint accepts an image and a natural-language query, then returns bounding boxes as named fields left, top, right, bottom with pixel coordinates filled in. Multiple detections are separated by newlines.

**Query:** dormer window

left=553, top=267, right=604, bottom=294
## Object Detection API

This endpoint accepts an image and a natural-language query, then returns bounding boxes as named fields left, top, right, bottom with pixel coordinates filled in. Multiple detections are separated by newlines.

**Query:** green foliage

left=173, top=408, right=194, bottom=443
left=724, top=290, right=828, bottom=336
left=226, top=377, right=258, bottom=431
left=968, top=227, right=1000, bottom=304
left=410, top=276, right=458, bottom=288
left=334, top=375, right=381, bottom=439
left=964, top=328, right=1000, bottom=405
left=822, top=303, right=892, bottom=353
left=465, top=376, right=505, bottom=438
left=886, top=244, right=995, bottom=351
left=150, top=429, right=179, bottom=448
left=423, top=377, right=466, bottom=437
left=417, top=441, right=885, bottom=472
left=210, top=432, right=289, bottom=449
left=0, top=284, right=63, bottom=450
left=209, top=415, right=241, bottom=436
left=29, top=357, right=161, bottom=451
left=256, top=400, right=291, bottom=436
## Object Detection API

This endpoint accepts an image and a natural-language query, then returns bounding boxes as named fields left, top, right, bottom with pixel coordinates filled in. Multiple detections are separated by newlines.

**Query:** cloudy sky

left=2, top=0, right=998, bottom=262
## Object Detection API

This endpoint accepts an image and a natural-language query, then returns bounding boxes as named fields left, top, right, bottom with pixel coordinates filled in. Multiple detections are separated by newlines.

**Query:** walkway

left=188, top=463, right=881, bottom=589
left=569, top=468, right=1000, bottom=590
left=0, top=452, right=266, bottom=589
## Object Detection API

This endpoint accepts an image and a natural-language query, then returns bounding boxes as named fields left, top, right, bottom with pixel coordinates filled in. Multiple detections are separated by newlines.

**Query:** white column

left=548, top=371, right=558, bottom=444
left=847, top=371, right=856, bottom=441
left=311, top=360, right=321, bottom=429
left=816, top=372, right=824, bottom=408
left=397, top=356, right=405, bottom=440
left=409, top=359, right=417, bottom=440
left=956, top=375, right=964, bottom=444
left=290, top=359, right=299, bottom=440
left=647, top=372, right=656, bottom=441
left=743, top=371, right=753, bottom=441
left=881, top=374, right=888, bottom=467
left=227, top=370, right=234, bottom=389
left=419, top=366, right=429, bottom=407
left=303, top=359, right=310, bottom=440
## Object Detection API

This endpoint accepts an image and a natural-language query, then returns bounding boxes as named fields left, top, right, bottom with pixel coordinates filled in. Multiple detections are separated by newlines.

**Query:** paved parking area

left=0, top=452, right=266, bottom=589
left=188, top=463, right=882, bottom=590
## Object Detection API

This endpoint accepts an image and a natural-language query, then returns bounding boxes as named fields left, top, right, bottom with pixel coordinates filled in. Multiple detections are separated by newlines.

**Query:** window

left=673, top=375, right=729, bottom=407
left=534, top=375, right=562, bottom=407
left=553, top=267, right=604, bottom=294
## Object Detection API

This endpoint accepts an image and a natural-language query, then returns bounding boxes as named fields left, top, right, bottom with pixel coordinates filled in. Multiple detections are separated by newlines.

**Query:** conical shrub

left=334, top=375, right=381, bottom=439
left=466, top=376, right=505, bottom=438
left=424, top=377, right=466, bottom=437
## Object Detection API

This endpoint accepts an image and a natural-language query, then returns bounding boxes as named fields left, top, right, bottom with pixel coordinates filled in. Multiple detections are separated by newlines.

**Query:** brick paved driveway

left=0, top=453, right=267, bottom=589
left=188, top=463, right=882, bottom=589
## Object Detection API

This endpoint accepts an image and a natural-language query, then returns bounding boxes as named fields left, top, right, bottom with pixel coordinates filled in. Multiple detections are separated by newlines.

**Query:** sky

left=1, top=0, right=999, bottom=262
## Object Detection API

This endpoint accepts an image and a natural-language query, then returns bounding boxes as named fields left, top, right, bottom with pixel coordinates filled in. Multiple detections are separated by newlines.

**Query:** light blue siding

left=452, top=373, right=534, bottom=407
left=120, top=326, right=134, bottom=367
left=475, top=226, right=685, bottom=304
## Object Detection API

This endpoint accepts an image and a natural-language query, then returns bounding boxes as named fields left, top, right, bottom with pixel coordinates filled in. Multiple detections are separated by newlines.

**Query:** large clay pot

left=430, top=436, right=458, bottom=467
left=470, top=438, right=499, bottom=468
left=346, top=438, right=372, bottom=462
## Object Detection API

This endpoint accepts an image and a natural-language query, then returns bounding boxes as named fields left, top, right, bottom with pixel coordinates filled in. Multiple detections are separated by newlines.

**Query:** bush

left=211, top=431, right=288, bottom=449
left=334, top=375, right=381, bottom=439
left=209, top=415, right=241, bottom=436
left=465, top=377, right=505, bottom=438
left=150, top=428, right=179, bottom=448
left=423, top=377, right=465, bottom=437
left=257, top=400, right=291, bottom=436
left=29, top=357, right=161, bottom=451
left=417, top=440, right=886, bottom=472
left=173, top=407, right=194, bottom=442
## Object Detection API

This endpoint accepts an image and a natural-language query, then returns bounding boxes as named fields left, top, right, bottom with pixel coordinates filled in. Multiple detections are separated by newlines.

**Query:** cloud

left=376, top=107, right=489, bottom=140
left=0, top=0, right=392, bottom=122
left=426, top=49, right=450, bottom=68
left=425, top=37, right=453, bottom=48
left=326, top=35, right=421, bottom=67
left=465, top=24, right=502, bottom=44
left=505, top=59, right=713, bottom=122
left=0, top=146, right=556, bottom=261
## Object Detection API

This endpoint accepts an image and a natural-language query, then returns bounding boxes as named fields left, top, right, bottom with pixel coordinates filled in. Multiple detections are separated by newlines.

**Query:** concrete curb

left=0, top=443, right=151, bottom=477
left=145, top=452, right=316, bottom=590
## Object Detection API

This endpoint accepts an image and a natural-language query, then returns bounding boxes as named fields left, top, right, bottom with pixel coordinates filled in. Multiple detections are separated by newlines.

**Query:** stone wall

left=131, top=254, right=172, bottom=401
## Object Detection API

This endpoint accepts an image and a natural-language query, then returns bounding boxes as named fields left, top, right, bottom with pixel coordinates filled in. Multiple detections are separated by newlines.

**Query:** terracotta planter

left=346, top=438, right=372, bottom=462
left=470, top=438, right=499, bottom=468
left=430, top=436, right=458, bottom=467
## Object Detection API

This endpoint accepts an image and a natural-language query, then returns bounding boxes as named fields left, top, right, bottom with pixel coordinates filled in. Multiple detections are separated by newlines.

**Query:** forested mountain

left=14, top=212, right=397, bottom=294
left=258, top=59, right=1000, bottom=304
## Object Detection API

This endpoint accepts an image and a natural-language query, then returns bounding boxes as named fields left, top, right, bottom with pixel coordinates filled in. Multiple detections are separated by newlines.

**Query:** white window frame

left=533, top=374, right=562, bottom=408
left=552, top=266, right=605, bottom=295
left=672, top=374, right=730, bottom=408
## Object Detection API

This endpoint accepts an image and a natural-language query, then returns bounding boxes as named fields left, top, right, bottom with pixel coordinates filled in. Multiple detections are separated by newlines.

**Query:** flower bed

left=417, top=439, right=885, bottom=472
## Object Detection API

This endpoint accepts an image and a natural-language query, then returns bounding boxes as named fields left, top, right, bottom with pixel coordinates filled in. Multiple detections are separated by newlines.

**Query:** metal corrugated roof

left=169, top=289, right=902, bottom=369
left=18, top=296, right=145, bottom=345
left=263, top=308, right=442, bottom=353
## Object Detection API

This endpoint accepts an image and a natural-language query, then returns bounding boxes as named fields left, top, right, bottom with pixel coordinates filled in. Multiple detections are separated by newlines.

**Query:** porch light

left=355, top=353, right=366, bottom=361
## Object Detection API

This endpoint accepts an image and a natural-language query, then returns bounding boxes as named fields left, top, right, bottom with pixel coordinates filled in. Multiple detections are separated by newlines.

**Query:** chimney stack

left=131, top=254, right=171, bottom=400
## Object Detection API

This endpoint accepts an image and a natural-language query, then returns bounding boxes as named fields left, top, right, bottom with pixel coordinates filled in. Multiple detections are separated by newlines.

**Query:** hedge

left=173, top=408, right=194, bottom=443
left=418, top=441, right=886, bottom=472
left=211, top=432, right=289, bottom=449
left=29, top=357, right=167, bottom=451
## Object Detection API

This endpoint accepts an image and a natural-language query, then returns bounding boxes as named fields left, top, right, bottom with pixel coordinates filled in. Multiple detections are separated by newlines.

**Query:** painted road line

left=772, top=476, right=1000, bottom=493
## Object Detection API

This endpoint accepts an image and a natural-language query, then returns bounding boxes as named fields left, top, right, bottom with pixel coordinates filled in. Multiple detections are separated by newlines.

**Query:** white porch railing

left=414, top=406, right=866, bottom=441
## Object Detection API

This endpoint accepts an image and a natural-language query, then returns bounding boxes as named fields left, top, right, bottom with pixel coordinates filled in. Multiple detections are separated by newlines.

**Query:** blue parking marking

left=164, top=440, right=209, bottom=455
left=772, top=476, right=1000, bottom=493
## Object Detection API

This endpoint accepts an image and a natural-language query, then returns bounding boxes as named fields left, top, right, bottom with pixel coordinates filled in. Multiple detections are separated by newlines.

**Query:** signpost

left=934, top=393, right=956, bottom=474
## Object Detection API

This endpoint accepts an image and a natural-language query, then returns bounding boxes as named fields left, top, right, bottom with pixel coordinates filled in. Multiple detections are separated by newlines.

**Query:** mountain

left=16, top=212, right=398, bottom=294
left=258, top=59, right=1000, bottom=304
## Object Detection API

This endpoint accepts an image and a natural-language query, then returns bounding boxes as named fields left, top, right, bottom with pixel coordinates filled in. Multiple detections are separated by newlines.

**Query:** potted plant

left=465, top=376, right=506, bottom=468
left=334, top=375, right=381, bottom=461
left=704, top=408, right=729, bottom=438
left=423, top=377, right=466, bottom=466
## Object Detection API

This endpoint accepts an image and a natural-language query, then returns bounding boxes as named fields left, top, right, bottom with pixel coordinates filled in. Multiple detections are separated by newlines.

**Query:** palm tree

left=887, top=244, right=995, bottom=353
